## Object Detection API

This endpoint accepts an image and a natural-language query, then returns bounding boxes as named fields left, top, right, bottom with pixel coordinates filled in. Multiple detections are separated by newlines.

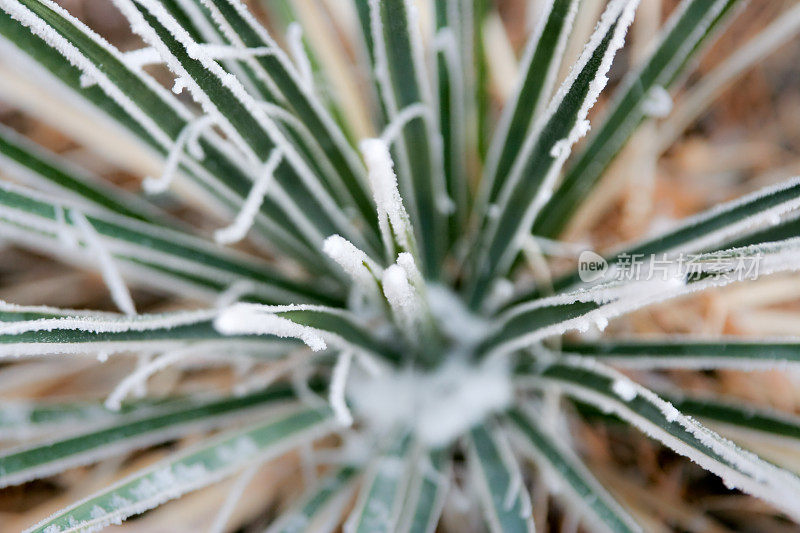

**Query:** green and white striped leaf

left=0, top=0, right=323, bottom=265
left=507, top=407, right=641, bottom=533
left=0, top=302, right=283, bottom=358
left=434, top=0, right=470, bottom=239
left=0, top=398, right=165, bottom=441
left=468, top=424, right=534, bottom=533
left=0, top=124, right=168, bottom=224
left=517, top=358, right=800, bottom=522
left=200, top=0, right=379, bottom=236
left=214, top=302, right=401, bottom=364
left=534, top=0, right=741, bottom=238
left=726, top=212, right=800, bottom=249
left=0, top=182, right=342, bottom=306
left=468, top=0, right=639, bottom=308
left=113, top=0, right=372, bottom=254
left=345, top=433, right=413, bottom=533
left=480, top=237, right=800, bottom=358
left=479, top=0, right=579, bottom=211
left=0, top=384, right=301, bottom=488
left=367, top=0, right=447, bottom=276
left=266, top=466, right=359, bottom=533
left=662, top=393, right=800, bottom=444
left=24, top=405, right=334, bottom=533
left=159, top=0, right=277, bottom=102
left=505, top=175, right=800, bottom=308
left=562, top=339, right=800, bottom=370
left=397, top=449, right=450, bottom=533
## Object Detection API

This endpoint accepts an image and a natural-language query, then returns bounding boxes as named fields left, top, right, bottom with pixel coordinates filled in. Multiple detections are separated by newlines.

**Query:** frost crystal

left=360, top=138, right=415, bottom=254
left=641, top=86, right=673, bottom=118
left=215, top=303, right=327, bottom=352
left=382, top=264, right=419, bottom=332
left=323, top=235, right=382, bottom=291
left=611, top=379, right=637, bottom=401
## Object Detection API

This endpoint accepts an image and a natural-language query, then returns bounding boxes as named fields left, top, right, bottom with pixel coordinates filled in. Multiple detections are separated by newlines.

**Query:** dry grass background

left=0, top=0, right=799, bottom=531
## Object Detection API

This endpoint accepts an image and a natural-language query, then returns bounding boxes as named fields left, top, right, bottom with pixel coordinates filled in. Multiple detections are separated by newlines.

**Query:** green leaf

left=434, top=0, right=470, bottom=240
left=398, top=449, right=450, bottom=533
left=507, top=408, right=641, bottom=533
left=0, top=303, right=274, bottom=358
left=467, top=0, right=638, bottom=308
left=534, top=0, right=741, bottom=238
left=0, top=384, right=302, bottom=488
left=503, top=177, right=800, bottom=309
left=562, top=339, right=800, bottom=369
left=24, top=405, right=334, bottom=533
left=0, top=0, right=324, bottom=265
left=663, top=393, right=800, bottom=443
left=0, top=124, right=168, bottom=224
left=518, top=359, right=800, bottom=522
left=197, top=0, right=380, bottom=241
left=0, top=397, right=165, bottom=440
left=0, top=182, right=343, bottom=306
left=346, top=433, right=413, bottom=533
left=368, top=0, right=447, bottom=276
left=214, top=303, right=402, bottom=364
left=117, top=0, right=373, bottom=255
left=480, top=0, right=579, bottom=210
left=468, top=424, right=534, bottom=533
left=482, top=237, right=800, bottom=357
left=477, top=300, right=601, bottom=359
left=267, top=466, right=359, bottom=533
left=724, top=213, right=800, bottom=249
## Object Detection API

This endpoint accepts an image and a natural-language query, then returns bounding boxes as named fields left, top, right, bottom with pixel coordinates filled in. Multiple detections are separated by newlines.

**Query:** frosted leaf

left=286, top=22, right=313, bottom=89
left=381, top=264, right=420, bottom=335
left=330, top=350, right=354, bottom=427
left=214, top=148, right=283, bottom=244
left=323, top=235, right=382, bottom=291
left=173, top=462, right=209, bottom=482
left=215, top=280, right=256, bottom=308
left=130, top=478, right=159, bottom=500
left=105, top=347, right=195, bottom=410
left=214, top=304, right=328, bottom=352
left=360, top=138, right=415, bottom=255
left=54, top=205, right=78, bottom=249
left=89, top=505, right=107, bottom=519
left=380, top=103, right=432, bottom=146
left=109, top=493, right=132, bottom=510
left=122, top=46, right=161, bottom=69
left=143, top=115, right=215, bottom=194
left=215, top=437, right=258, bottom=465
left=71, top=210, right=136, bottom=316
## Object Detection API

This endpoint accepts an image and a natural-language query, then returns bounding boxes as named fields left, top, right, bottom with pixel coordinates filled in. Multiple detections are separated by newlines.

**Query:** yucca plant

left=1, top=0, right=800, bottom=530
